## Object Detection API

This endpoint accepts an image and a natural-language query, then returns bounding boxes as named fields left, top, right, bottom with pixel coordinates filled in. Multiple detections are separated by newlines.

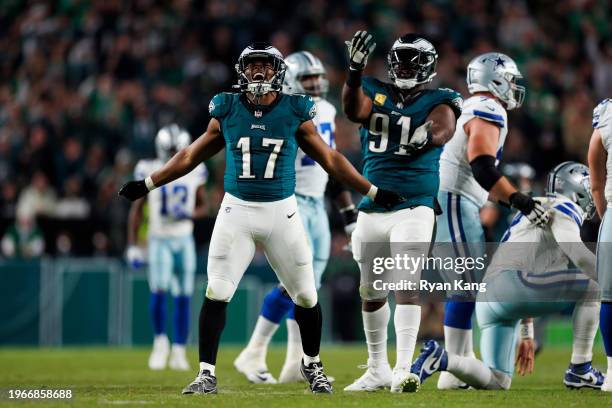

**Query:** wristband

left=366, top=185, right=378, bottom=200
left=339, top=204, right=356, bottom=214
left=145, top=176, right=157, bottom=191
left=520, top=321, right=534, bottom=339
left=346, top=68, right=363, bottom=88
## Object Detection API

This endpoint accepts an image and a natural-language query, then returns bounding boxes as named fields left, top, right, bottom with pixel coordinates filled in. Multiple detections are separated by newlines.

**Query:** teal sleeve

left=292, top=95, right=317, bottom=123
left=360, top=76, right=379, bottom=99
left=436, top=89, right=463, bottom=119
left=208, top=93, right=231, bottom=119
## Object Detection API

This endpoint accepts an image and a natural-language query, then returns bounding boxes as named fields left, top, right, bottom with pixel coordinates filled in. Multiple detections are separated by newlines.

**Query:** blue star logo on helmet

left=493, top=57, right=506, bottom=67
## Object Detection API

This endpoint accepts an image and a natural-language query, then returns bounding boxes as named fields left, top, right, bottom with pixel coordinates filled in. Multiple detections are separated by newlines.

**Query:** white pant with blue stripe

left=296, top=194, right=330, bottom=290
left=148, top=235, right=196, bottom=296
left=476, top=269, right=598, bottom=375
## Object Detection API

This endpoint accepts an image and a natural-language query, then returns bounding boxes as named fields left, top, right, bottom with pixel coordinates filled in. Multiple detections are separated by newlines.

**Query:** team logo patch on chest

left=374, top=93, right=387, bottom=106
left=251, top=124, right=266, bottom=130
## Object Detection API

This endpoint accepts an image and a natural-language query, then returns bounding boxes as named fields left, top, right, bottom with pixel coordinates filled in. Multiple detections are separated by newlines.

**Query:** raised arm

left=119, top=119, right=224, bottom=201
left=342, top=31, right=376, bottom=123
left=297, top=120, right=404, bottom=209
left=588, top=128, right=607, bottom=218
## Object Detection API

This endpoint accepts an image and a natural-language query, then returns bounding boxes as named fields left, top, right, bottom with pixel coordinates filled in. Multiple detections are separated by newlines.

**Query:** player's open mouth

left=253, top=72, right=265, bottom=81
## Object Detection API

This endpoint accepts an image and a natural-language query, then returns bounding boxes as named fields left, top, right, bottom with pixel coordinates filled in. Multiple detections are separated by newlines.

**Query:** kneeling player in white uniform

left=412, top=162, right=605, bottom=390
left=436, top=52, right=550, bottom=389
left=234, top=51, right=358, bottom=384
left=127, top=124, right=208, bottom=370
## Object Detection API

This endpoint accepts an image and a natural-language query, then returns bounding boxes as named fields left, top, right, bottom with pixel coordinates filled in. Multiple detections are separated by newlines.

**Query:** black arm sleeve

left=469, top=154, right=503, bottom=192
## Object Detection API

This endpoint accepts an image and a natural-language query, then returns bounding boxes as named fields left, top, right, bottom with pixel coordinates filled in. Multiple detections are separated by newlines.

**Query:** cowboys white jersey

left=439, top=95, right=508, bottom=207
left=294, top=98, right=336, bottom=197
left=593, top=99, right=612, bottom=201
left=134, top=159, right=207, bottom=238
left=486, top=195, right=595, bottom=279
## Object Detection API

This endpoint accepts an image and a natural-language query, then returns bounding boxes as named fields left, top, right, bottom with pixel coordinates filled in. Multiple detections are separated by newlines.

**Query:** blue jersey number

left=160, top=184, right=188, bottom=217
left=301, top=122, right=334, bottom=166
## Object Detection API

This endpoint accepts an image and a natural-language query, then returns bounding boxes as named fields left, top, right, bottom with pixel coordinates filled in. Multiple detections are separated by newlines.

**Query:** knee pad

left=205, top=278, right=236, bottom=302
left=359, top=283, right=388, bottom=302
left=444, top=301, right=476, bottom=329
left=292, top=288, right=318, bottom=308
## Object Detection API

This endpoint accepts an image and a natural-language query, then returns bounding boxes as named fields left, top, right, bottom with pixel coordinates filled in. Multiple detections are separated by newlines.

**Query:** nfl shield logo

left=254, top=110, right=262, bottom=118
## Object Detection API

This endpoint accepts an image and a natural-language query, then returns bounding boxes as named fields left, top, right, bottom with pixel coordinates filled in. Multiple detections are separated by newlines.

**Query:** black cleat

left=300, top=360, right=333, bottom=394
left=182, top=369, right=217, bottom=395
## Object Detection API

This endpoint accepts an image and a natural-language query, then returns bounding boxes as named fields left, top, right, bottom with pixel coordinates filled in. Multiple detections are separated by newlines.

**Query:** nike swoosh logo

left=424, top=354, right=441, bottom=374
left=287, top=212, right=296, bottom=218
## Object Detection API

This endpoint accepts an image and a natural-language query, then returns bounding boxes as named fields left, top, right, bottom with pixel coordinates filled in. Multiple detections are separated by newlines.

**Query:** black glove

left=340, top=205, right=359, bottom=235
left=345, top=30, right=377, bottom=71
left=373, top=188, right=406, bottom=210
left=509, top=192, right=549, bottom=228
left=119, top=180, right=149, bottom=202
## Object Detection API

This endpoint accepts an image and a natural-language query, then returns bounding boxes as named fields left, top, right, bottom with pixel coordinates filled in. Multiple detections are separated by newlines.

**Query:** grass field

left=0, top=345, right=610, bottom=407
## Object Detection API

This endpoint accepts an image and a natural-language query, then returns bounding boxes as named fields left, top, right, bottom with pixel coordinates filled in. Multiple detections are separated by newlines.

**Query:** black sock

left=198, top=297, right=228, bottom=365
left=293, top=302, right=322, bottom=358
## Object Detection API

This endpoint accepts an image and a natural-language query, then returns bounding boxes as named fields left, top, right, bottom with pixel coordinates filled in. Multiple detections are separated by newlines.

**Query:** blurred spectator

left=1, top=207, right=44, bottom=259
left=16, top=171, right=57, bottom=218
left=0, top=0, right=608, bottom=256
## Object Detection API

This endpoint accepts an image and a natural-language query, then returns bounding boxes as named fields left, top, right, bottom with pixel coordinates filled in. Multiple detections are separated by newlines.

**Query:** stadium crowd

left=0, top=0, right=610, bottom=257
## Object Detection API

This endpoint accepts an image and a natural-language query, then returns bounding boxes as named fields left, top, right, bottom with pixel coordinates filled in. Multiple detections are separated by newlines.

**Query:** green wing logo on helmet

left=208, top=100, right=215, bottom=114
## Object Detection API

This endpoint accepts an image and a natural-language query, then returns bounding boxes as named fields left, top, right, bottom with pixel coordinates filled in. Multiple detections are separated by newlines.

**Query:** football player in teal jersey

left=119, top=42, right=404, bottom=395
left=341, top=32, right=462, bottom=393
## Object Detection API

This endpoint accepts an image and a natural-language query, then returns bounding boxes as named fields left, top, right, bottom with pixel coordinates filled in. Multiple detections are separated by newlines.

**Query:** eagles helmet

left=388, top=34, right=438, bottom=90
left=546, top=161, right=595, bottom=220
left=235, top=42, right=286, bottom=97
left=155, top=124, right=190, bottom=161
left=283, top=51, right=329, bottom=97
left=467, top=52, right=525, bottom=110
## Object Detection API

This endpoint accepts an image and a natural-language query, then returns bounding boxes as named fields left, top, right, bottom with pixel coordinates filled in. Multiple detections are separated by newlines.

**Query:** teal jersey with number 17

left=358, top=77, right=462, bottom=213
left=208, top=92, right=316, bottom=202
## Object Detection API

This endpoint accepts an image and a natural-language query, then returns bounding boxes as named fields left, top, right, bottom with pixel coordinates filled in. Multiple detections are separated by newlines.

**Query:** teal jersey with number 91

left=209, top=92, right=316, bottom=202
left=358, top=77, right=462, bottom=212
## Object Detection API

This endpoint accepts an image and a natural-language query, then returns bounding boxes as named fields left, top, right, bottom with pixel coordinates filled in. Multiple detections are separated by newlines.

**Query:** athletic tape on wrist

left=145, top=176, right=156, bottom=191
left=366, top=185, right=378, bottom=201
left=520, top=321, right=534, bottom=339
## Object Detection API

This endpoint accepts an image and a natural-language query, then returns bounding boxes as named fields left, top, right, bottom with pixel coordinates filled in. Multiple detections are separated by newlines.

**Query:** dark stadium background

left=0, top=0, right=609, bottom=346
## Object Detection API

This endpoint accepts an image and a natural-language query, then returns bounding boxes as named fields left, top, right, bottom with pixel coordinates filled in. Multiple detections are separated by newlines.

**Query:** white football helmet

left=155, top=124, right=190, bottom=161
left=283, top=51, right=329, bottom=97
left=467, top=52, right=525, bottom=110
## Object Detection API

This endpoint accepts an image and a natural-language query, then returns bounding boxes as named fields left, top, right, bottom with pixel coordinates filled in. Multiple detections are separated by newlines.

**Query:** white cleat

left=344, top=361, right=392, bottom=392
left=437, top=371, right=468, bottom=390
left=390, top=367, right=420, bottom=393
left=168, top=344, right=191, bottom=371
left=233, top=348, right=278, bottom=384
left=602, top=370, right=612, bottom=392
left=148, top=334, right=170, bottom=370
left=279, top=358, right=305, bottom=384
